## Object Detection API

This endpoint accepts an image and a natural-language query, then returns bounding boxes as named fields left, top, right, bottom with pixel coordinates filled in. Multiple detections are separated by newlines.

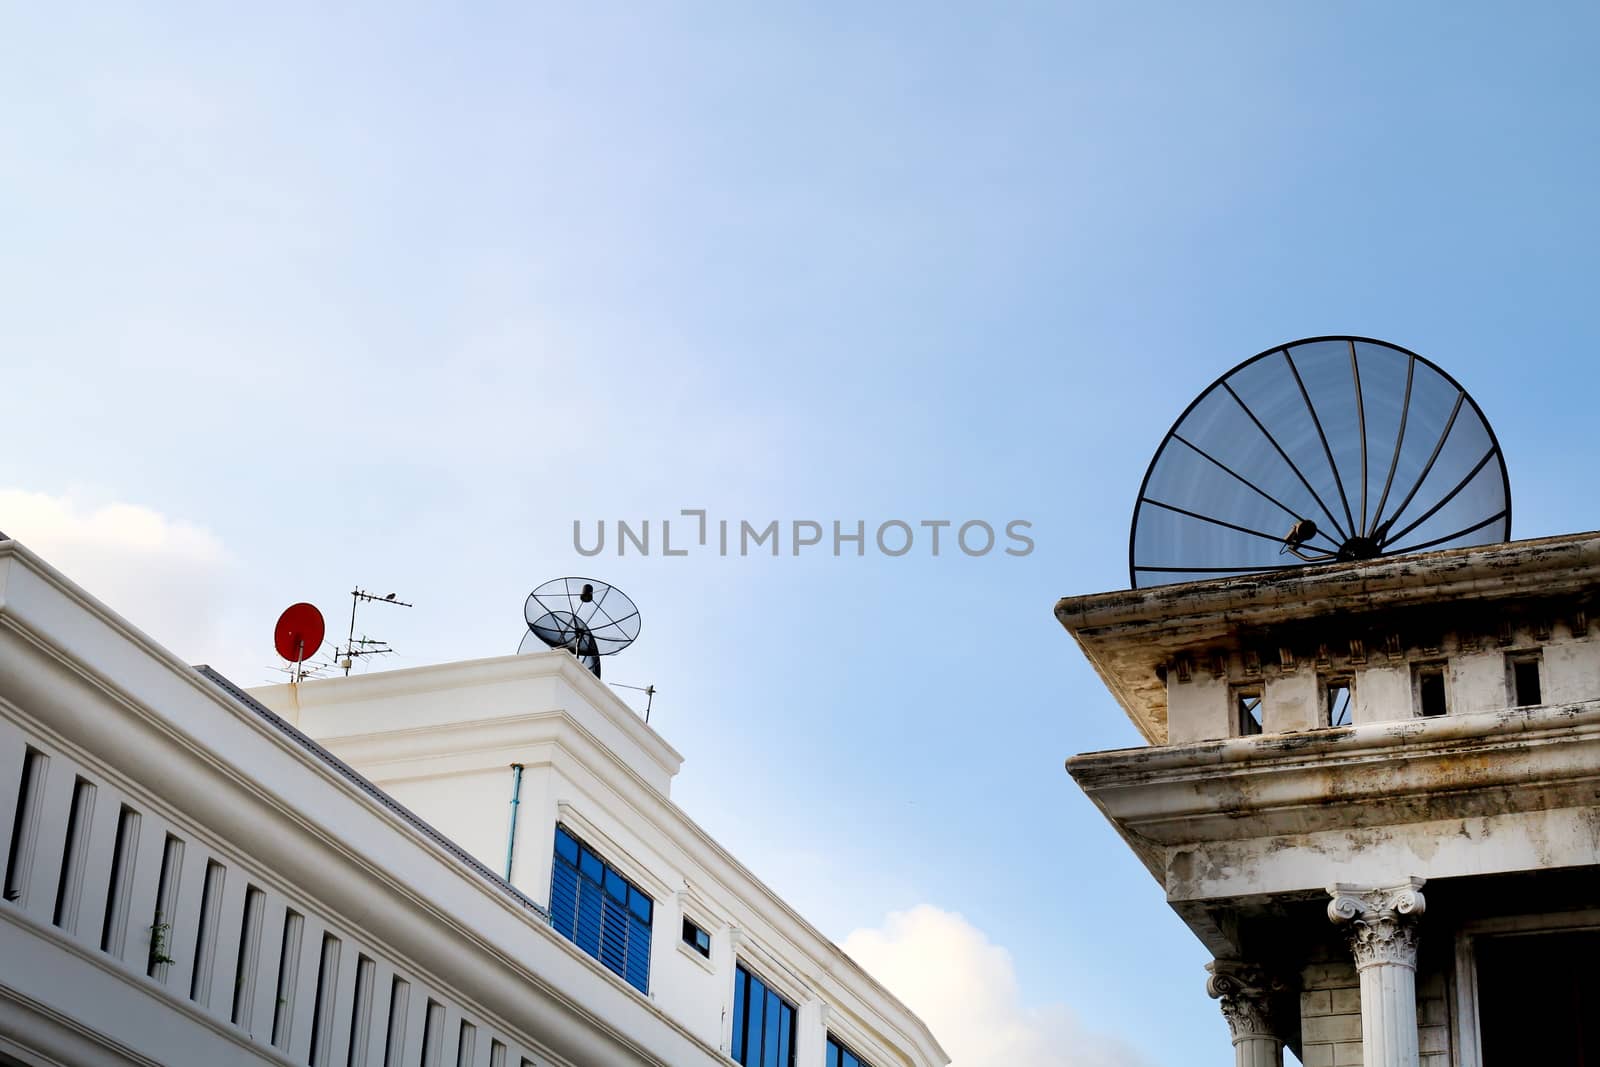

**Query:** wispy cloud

left=843, top=905, right=1155, bottom=1067
left=0, top=489, right=232, bottom=664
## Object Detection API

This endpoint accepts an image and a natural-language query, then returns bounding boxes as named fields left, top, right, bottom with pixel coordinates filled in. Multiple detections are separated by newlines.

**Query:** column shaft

left=1327, top=879, right=1426, bottom=1067
left=1234, top=1035, right=1282, bottom=1067
left=1359, top=961, right=1420, bottom=1066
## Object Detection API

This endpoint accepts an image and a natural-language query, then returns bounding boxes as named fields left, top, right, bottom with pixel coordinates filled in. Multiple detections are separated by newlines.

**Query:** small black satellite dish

left=1129, top=336, right=1511, bottom=588
left=518, top=577, right=641, bottom=678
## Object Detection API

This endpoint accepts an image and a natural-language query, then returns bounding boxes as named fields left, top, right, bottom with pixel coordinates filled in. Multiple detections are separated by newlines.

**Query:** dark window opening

left=682, top=917, right=710, bottom=958
left=53, top=778, right=96, bottom=929
left=5, top=748, right=48, bottom=905
left=308, top=933, right=341, bottom=1066
left=271, top=909, right=304, bottom=1048
left=1326, top=681, right=1353, bottom=727
left=1477, top=931, right=1600, bottom=1065
left=1512, top=657, right=1542, bottom=707
left=383, top=976, right=409, bottom=1067
left=420, top=1000, right=445, bottom=1067
left=101, top=806, right=141, bottom=955
left=347, top=955, right=376, bottom=1067
left=1418, top=668, right=1448, bottom=717
left=1236, top=692, right=1263, bottom=735
left=191, top=861, right=226, bottom=1002
left=231, top=885, right=265, bottom=1026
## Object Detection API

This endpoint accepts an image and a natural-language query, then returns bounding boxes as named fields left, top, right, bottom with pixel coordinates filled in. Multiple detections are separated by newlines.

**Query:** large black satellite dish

left=518, top=577, right=641, bottom=678
left=1129, top=336, right=1511, bottom=588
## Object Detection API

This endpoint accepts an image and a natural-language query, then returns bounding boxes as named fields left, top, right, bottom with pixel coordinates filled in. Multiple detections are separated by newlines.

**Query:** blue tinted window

left=827, top=1035, right=872, bottom=1067
left=731, top=964, right=795, bottom=1067
left=731, top=965, right=747, bottom=1053
left=548, top=825, right=652, bottom=993
left=579, top=847, right=603, bottom=882
left=762, top=988, right=781, bottom=1067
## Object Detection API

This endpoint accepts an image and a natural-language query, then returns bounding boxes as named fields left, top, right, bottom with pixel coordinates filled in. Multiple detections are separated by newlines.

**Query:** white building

left=1055, top=532, right=1600, bottom=1067
left=0, top=537, right=947, bottom=1067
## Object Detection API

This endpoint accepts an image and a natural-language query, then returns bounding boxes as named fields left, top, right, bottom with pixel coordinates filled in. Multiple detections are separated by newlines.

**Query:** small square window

left=1325, top=679, right=1353, bottom=727
left=1510, top=655, right=1542, bottom=707
left=1236, top=691, right=1263, bottom=736
left=1417, top=665, right=1448, bottom=717
left=681, top=917, right=710, bottom=958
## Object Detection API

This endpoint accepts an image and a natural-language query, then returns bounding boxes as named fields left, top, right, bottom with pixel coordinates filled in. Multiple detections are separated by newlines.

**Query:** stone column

left=1206, top=961, right=1286, bottom=1067
left=1326, top=879, right=1427, bottom=1067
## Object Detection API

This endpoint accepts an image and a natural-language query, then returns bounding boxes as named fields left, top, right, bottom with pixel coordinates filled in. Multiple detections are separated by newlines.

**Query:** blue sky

left=5, top=4, right=1600, bottom=1064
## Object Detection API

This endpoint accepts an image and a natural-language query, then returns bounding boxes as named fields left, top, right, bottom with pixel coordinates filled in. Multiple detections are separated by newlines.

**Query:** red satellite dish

left=274, top=603, right=325, bottom=664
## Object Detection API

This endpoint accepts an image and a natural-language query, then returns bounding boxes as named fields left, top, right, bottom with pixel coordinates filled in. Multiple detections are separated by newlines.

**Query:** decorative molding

left=1327, top=879, right=1426, bottom=970
left=728, top=926, right=816, bottom=1009
left=675, top=886, right=731, bottom=933
left=1277, top=647, right=1296, bottom=673
left=1314, top=644, right=1332, bottom=670
left=555, top=801, right=673, bottom=900
left=675, top=937, right=718, bottom=975
left=1204, top=960, right=1287, bottom=1044
left=1348, top=638, right=1366, bottom=665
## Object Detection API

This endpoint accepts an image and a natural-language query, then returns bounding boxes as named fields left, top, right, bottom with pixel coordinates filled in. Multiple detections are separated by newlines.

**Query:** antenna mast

left=338, top=587, right=413, bottom=675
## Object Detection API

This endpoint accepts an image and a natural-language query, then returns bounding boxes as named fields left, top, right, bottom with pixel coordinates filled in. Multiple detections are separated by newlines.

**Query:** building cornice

left=271, top=650, right=685, bottom=783
left=1054, top=531, right=1600, bottom=743
left=1069, top=700, right=1600, bottom=881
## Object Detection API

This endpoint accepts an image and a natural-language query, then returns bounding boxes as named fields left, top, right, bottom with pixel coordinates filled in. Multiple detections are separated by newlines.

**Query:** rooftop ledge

left=249, top=649, right=685, bottom=794
left=1053, top=530, right=1600, bottom=743
left=1066, top=699, right=1600, bottom=882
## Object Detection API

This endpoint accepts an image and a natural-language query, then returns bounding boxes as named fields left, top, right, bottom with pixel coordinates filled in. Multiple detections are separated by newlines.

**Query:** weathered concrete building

left=1056, top=532, right=1600, bottom=1067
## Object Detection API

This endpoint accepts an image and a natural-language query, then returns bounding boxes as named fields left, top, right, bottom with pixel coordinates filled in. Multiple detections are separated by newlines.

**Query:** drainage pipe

left=504, top=763, right=525, bottom=881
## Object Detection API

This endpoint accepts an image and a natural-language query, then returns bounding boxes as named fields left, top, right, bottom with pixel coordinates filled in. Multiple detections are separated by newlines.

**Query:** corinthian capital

left=1326, top=878, right=1426, bottom=970
left=1206, top=960, right=1287, bottom=1042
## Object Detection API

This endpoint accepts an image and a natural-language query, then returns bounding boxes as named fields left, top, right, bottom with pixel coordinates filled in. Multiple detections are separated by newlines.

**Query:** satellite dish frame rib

left=1127, top=335, right=1513, bottom=589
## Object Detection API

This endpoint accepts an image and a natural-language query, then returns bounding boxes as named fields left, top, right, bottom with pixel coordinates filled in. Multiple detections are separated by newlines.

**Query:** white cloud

left=0, top=489, right=232, bottom=664
left=842, top=906, right=1154, bottom=1067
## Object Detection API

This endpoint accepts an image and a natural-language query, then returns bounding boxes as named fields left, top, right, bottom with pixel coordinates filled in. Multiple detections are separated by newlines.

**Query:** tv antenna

left=517, top=577, right=641, bottom=680
left=1128, top=336, right=1510, bottom=588
left=337, top=587, right=413, bottom=674
left=611, top=681, right=658, bottom=723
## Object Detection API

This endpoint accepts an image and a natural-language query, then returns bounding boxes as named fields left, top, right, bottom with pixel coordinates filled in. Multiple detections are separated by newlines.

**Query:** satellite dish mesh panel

left=1129, top=337, right=1511, bottom=588
left=518, top=577, right=641, bottom=678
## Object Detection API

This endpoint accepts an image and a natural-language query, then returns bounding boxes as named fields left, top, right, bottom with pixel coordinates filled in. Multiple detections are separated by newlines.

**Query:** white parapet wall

left=249, top=651, right=947, bottom=1067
